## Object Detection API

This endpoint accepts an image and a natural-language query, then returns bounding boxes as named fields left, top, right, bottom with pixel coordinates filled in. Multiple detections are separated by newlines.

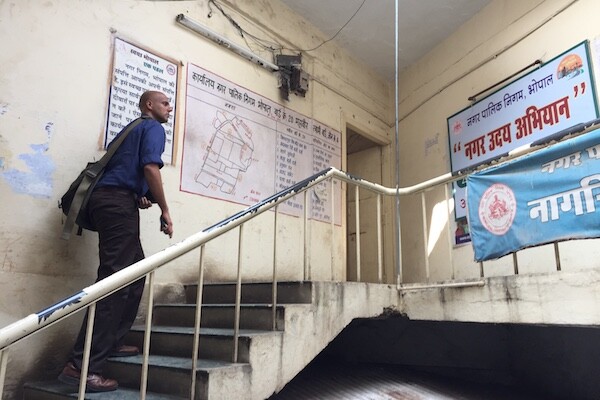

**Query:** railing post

left=0, top=348, right=8, bottom=400
left=421, top=192, right=430, bottom=282
left=272, top=206, right=278, bottom=331
left=330, top=179, right=335, bottom=281
left=140, top=271, right=155, bottom=400
left=355, top=185, right=361, bottom=282
left=480, top=261, right=485, bottom=278
left=554, top=242, right=562, bottom=271
left=512, top=252, right=519, bottom=275
left=377, top=193, right=383, bottom=283
left=190, top=244, right=206, bottom=399
left=444, top=184, right=455, bottom=280
left=233, top=224, right=244, bottom=363
left=78, top=303, right=97, bottom=399
left=303, top=191, right=309, bottom=281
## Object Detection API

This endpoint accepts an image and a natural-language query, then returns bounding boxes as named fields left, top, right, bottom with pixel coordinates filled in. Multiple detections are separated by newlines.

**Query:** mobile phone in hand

left=160, top=216, right=168, bottom=231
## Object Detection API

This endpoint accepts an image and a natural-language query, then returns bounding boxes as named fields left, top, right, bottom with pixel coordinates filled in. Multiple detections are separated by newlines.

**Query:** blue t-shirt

left=96, top=117, right=165, bottom=197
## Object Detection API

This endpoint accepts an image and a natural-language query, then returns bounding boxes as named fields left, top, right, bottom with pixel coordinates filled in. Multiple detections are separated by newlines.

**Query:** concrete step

left=23, top=380, right=185, bottom=399
left=189, top=282, right=312, bottom=305
left=153, top=303, right=285, bottom=330
left=125, top=326, right=282, bottom=363
left=104, top=355, right=250, bottom=399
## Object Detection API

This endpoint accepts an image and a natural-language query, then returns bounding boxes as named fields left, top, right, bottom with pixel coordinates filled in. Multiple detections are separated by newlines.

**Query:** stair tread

left=24, top=380, right=184, bottom=399
left=109, top=354, right=249, bottom=371
left=130, top=326, right=280, bottom=337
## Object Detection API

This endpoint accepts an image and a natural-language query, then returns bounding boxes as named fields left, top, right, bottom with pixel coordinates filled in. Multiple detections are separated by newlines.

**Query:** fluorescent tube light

left=176, top=14, right=279, bottom=72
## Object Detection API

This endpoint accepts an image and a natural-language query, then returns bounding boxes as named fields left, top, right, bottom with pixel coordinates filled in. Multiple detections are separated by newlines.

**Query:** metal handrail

left=3, top=117, right=600, bottom=397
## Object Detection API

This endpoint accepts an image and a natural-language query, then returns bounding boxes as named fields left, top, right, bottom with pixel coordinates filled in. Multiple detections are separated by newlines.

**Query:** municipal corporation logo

left=478, top=183, right=517, bottom=235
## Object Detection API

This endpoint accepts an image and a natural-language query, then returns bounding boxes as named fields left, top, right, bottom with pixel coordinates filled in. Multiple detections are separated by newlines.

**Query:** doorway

left=346, top=126, right=386, bottom=283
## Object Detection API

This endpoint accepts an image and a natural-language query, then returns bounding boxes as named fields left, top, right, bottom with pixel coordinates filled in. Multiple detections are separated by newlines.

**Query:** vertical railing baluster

left=444, top=184, right=455, bottom=280
left=480, top=261, right=485, bottom=278
left=78, top=303, right=97, bottom=399
left=421, top=192, right=430, bottom=282
left=331, top=179, right=335, bottom=281
left=304, top=191, right=309, bottom=281
left=377, top=193, right=383, bottom=283
left=355, top=185, right=361, bottom=282
left=140, top=271, right=155, bottom=400
left=512, top=252, right=519, bottom=275
left=190, top=245, right=206, bottom=399
left=233, top=225, right=244, bottom=362
left=271, top=206, right=278, bottom=331
left=554, top=242, right=562, bottom=271
left=0, top=348, right=8, bottom=400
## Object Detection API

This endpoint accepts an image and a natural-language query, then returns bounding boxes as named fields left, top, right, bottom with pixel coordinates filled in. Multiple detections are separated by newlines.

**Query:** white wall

left=397, top=0, right=600, bottom=282
left=0, top=1, right=391, bottom=397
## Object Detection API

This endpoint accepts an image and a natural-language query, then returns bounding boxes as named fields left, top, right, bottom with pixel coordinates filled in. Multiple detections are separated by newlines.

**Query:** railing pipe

left=444, top=184, right=455, bottom=279
left=304, top=191, right=309, bottom=281
left=377, top=193, right=383, bottom=283
left=271, top=206, right=278, bottom=331
left=140, top=271, right=155, bottom=400
left=554, top=242, right=562, bottom=271
left=512, top=252, right=519, bottom=275
left=78, top=303, right=97, bottom=399
left=190, top=245, right=206, bottom=400
left=394, top=0, right=402, bottom=289
left=399, top=280, right=486, bottom=291
left=0, top=166, right=489, bottom=355
left=330, top=179, right=335, bottom=281
left=0, top=169, right=337, bottom=350
left=233, top=224, right=244, bottom=363
left=421, top=192, right=430, bottom=282
left=0, top=349, right=8, bottom=400
left=355, top=185, right=361, bottom=282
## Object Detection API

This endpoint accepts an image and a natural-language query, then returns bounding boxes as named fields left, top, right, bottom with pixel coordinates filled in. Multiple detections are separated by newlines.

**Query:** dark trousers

left=70, top=187, right=145, bottom=374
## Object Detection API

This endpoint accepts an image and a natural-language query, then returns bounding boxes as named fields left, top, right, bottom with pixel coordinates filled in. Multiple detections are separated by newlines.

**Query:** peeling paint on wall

left=1, top=123, right=56, bottom=198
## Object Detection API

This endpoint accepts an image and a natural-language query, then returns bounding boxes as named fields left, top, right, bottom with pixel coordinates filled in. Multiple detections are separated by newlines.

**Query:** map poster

left=106, top=37, right=179, bottom=163
left=181, top=64, right=342, bottom=223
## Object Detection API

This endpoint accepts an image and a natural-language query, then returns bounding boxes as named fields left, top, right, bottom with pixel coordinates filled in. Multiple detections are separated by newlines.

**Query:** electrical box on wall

left=276, top=54, right=309, bottom=100
left=290, top=68, right=309, bottom=96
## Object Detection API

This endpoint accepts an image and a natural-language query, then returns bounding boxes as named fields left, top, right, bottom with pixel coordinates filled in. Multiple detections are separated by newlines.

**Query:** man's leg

left=68, top=188, right=141, bottom=373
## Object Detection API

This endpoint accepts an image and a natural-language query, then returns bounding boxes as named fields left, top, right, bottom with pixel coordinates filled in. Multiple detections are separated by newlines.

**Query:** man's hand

left=138, top=197, right=153, bottom=209
left=160, top=211, right=173, bottom=238
left=143, top=163, right=173, bottom=238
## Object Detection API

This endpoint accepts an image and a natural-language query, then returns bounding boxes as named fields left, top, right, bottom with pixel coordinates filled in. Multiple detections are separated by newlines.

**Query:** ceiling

left=279, top=0, right=493, bottom=81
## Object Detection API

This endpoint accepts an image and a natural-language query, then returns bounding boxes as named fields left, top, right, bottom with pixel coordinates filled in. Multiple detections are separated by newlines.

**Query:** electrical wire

left=208, top=0, right=282, bottom=53
left=292, top=0, right=367, bottom=52
left=208, top=0, right=368, bottom=57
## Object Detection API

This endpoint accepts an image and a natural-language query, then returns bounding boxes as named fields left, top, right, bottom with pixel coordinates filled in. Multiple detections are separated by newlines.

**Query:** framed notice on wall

left=181, top=64, right=342, bottom=224
left=447, top=40, right=598, bottom=220
left=105, top=37, right=179, bottom=164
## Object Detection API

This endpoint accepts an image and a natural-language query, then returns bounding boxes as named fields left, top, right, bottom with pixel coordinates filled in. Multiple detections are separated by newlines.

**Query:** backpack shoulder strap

left=61, top=116, right=147, bottom=240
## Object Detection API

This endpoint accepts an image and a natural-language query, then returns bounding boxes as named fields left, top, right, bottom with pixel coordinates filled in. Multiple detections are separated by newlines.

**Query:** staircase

left=23, top=281, right=400, bottom=399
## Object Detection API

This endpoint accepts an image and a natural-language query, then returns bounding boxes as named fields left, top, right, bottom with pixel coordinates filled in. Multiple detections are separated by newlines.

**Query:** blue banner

left=467, top=126, right=600, bottom=261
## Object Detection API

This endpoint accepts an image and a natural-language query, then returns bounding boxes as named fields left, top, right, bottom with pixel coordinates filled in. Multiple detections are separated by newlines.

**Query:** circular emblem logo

left=166, top=64, right=176, bottom=75
left=478, top=183, right=516, bottom=235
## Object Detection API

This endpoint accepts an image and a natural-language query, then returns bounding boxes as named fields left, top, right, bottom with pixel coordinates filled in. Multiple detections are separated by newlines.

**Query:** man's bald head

left=139, top=91, right=163, bottom=112
left=139, top=91, right=172, bottom=123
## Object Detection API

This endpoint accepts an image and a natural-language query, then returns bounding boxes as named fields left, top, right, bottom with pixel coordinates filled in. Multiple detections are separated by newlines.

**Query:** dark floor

left=270, top=358, right=553, bottom=400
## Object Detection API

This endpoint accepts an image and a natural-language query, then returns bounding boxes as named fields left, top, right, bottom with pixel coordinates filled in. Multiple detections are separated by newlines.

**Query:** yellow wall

left=0, top=1, right=391, bottom=395
left=397, top=0, right=600, bottom=282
